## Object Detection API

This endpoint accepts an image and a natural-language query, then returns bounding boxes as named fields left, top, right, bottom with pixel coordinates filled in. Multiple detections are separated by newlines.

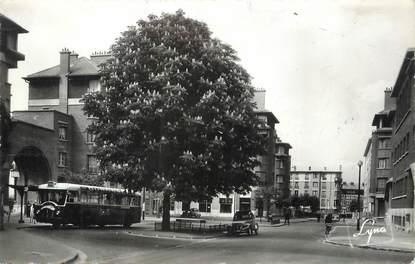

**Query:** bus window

left=104, top=194, right=112, bottom=205
left=81, top=190, right=88, bottom=203
left=115, top=195, right=122, bottom=205
left=57, top=193, right=66, bottom=205
left=121, top=197, right=130, bottom=206
left=89, top=192, right=99, bottom=204
left=67, top=191, right=78, bottom=203
left=37, top=191, right=66, bottom=205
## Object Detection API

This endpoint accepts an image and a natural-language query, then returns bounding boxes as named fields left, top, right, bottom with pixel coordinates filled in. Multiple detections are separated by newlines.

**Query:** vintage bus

left=33, top=181, right=141, bottom=228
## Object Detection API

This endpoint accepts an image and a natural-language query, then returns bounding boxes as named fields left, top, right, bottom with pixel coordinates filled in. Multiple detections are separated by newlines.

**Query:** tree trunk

left=161, top=190, right=171, bottom=231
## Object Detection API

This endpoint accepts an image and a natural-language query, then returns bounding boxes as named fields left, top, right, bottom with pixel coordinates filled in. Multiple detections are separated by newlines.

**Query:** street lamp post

left=357, top=160, right=363, bottom=231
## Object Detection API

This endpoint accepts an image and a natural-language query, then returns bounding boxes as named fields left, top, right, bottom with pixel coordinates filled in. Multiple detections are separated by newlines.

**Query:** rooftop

left=24, top=56, right=104, bottom=79
left=0, top=13, right=28, bottom=33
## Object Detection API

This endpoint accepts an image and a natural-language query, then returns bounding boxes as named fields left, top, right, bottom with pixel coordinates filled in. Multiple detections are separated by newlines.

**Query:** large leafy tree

left=83, top=10, right=266, bottom=230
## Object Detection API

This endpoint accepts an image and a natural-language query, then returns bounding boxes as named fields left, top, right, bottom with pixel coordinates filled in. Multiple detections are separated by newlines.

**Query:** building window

left=313, top=182, right=318, bottom=188
left=199, top=200, right=211, bottom=213
left=219, top=198, right=232, bottom=213
left=377, top=178, right=386, bottom=192
left=152, top=199, right=160, bottom=213
left=321, top=182, right=327, bottom=189
left=294, top=182, right=299, bottom=189
left=58, top=152, right=67, bottom=167
left=275, top=160, right=284, bottom=169
left=87, top=155, right=99, bottom=173
left=395, top=77, right=411, bottom=125
left=312, top=190, right=318, bottom=196
left=322, top=175, right=327, bottom=180
left=58, top=126, right=67, bottom=140
left=86, top=132, right=96, bottom=143
left=378, top=139, right=389, bottom=149
left=321, top=191, right=326, bottom=198
left=276, top=176, right=284, bottom=183
left=305, top=174, right=309, bottom=180
left=170, top=198, right=175, bottom=211
left=313, top=174, right=318, bottom=179
left=304, top=190, right=309, bottom=195
left=304, top=182, right=309, bottom=189
left=393, top=176, right=407, bottom=197
left=294, top=174, right=299, bottom=180
left=321, top=199, right=326, bottom=207
left=294, top=190, right=299, bottom=196
left=182, top=201, right=190, bottom=211
left=378, top=158, right=388, bottom=169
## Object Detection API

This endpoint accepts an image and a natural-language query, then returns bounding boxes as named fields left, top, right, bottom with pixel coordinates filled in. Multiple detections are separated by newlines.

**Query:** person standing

left=284, top=207, right=291, bottom=225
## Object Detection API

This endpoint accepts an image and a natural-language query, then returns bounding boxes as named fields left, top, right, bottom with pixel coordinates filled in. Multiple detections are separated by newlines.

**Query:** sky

left=1, top=0, right=415, bottom=182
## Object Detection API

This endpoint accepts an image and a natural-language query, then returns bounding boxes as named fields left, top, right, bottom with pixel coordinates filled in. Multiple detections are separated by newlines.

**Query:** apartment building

left=290, top=167, right=342, bottom=212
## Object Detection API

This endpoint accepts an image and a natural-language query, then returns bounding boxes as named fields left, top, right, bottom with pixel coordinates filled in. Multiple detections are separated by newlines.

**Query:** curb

left=59, top=250, right=87, bottom=264
left=258, top=218, right=316, bottom=227
left=324, top=239, right=415, bottom=254
left=124, top=231, right=225, bottom=241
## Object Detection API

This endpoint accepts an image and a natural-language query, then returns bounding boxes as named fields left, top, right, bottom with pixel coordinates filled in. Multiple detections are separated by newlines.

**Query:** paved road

left=23, top=222, right=414, bottom=264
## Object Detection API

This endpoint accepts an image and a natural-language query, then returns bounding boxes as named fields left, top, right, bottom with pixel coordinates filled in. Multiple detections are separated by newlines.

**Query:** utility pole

left=357, top=160, right=363, bottom=231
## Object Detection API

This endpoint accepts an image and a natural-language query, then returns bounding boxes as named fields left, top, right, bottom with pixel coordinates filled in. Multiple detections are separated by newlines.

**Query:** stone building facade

left=13, top=50, right=111, bottom=182
left=387, top=48, right=415, bottom=231
left=0, top=13, right=27, bottom=227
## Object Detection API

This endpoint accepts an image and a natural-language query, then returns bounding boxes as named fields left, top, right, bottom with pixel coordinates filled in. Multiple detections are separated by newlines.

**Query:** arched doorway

left=9, top=146, right=51, bottom=219
left=13, top=146, right=51, bottom=186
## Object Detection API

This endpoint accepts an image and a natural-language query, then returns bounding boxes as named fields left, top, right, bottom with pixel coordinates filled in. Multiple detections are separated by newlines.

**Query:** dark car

left=227, top=210, right=259, bottom=236
left=180, top=208, right=201, bottom=218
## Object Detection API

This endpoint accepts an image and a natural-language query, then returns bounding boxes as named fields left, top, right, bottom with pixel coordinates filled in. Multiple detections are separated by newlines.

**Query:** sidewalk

left=0, top=215, right=83, bottom=264
left=325, top=223, right=415, bottom=253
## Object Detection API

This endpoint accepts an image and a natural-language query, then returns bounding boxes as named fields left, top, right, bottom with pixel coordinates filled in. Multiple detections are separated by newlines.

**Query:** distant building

left=340, top=182, right=364, bottom=214
left=387, top=48, right=415, bottom=231
left=290, top=167, right=342, bottom=212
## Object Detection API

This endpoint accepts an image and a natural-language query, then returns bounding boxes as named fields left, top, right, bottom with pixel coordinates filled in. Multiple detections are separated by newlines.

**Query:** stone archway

left=10, top=146, right=51, bottom=215
left=13, top=146, right=51, bottom=187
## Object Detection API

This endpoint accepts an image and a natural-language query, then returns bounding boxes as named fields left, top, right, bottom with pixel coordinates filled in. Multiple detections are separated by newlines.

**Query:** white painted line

left=346, top=225, right=354, bottom=248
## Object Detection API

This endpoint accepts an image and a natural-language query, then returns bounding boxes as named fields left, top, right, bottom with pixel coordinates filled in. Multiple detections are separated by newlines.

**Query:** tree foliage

left=287, top=194, right=319, bottom=212
left=60, top=169, right=104, bottom=186
left=83, top=10, right=266, bottom=215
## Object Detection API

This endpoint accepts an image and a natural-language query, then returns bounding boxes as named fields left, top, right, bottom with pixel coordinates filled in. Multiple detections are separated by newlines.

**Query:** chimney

left=384, top=87, right=396, bottom=111
left=308, top=166, right=311, bottom=171
left=324, top=167, right=327, bottom=171
left=60, top=48, right=71, bottom=74
left=59, top=48, right=70, bottom=114
left=69, top=50, right=78, bottom=63
left=339, top=165, right=342, bottom=171
left=252, top=89, right=266, bottom=111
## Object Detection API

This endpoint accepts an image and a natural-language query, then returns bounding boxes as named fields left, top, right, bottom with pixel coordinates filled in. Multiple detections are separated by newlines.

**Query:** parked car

left=227, top=210, right=259, bottom=236
left=180, top=208, right=201, bottom=218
